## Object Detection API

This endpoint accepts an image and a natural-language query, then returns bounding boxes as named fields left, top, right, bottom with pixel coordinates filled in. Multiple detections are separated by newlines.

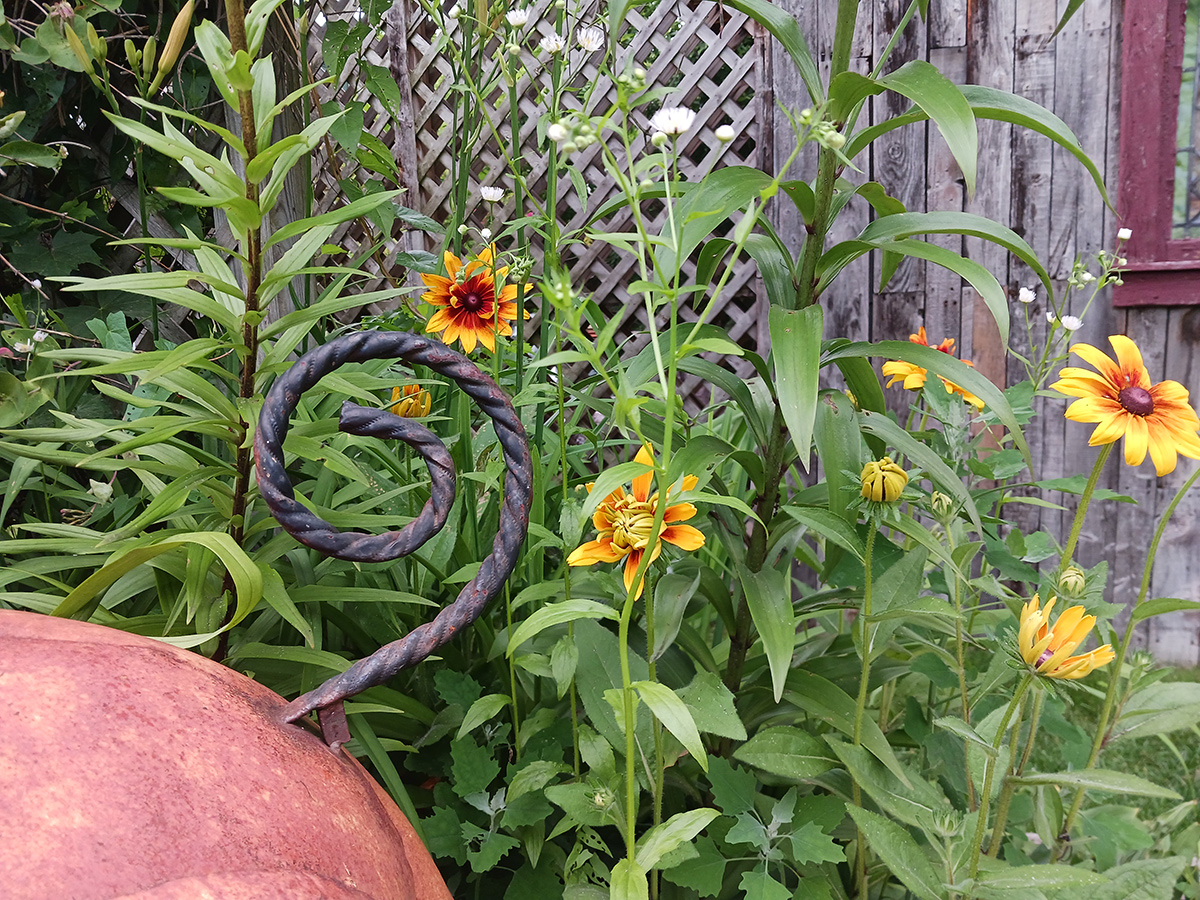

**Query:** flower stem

left=987, top=687, right=1043, bottom=856
left=1054, top=443, right=1113, bottom=584
left=1058, top=462, right=1200, bottom=843
left=852, top=526, right=878, bottom=900
left=966, top=674, right=1034, bottom=894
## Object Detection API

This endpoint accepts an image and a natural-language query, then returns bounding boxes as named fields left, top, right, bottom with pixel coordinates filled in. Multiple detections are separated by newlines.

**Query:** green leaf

left=1086, top=856, right=1190, bottom=900
left=706, top=756, right=757, bottom=817
left=827, top=738, right=951, bottom=829
left=633, top=680, right=708, bottom=771
left=933, top=716, right=997, bottom=757
left=1130, top=597, right=1200, bottom=623
left=1010, top=769, right=1180, bottom=799
left=973, top=863, right=1108, bottom=890
left=738, top=564, right=794, bottom=701
left=450, top=735, right=499, bottom=798
left=636, top=808, right=720, bottom=870
left=846, top=806, right=947, bottom=900
left=878, top=61, right=977, bottom=196
left=823, top=340, right=1031, bottom=475
left=788, top=821, right=844, bottom=865
left=783, top=506, right=865, bottom=560
left=457, top=694, right=510, bottom=739
left=677, top=671, right=747, bottom=740
left=734, top=726, right=835, bottom=779
left=722, top=0, right=822, bottom=103
left=659, top=166, right=773, bottom=273
left=651, top=570, right=701, bottom=661
left=580, top=459, right=652, bottom=520
left=507, top=599, right=618, bottom=653
left=769, top=305, right=823, bottom=471
left=660, top=834, right=727, bottom=897
left=857, top=409, right=983, bottom=533
left=738, top=865, right=794, bottom=900
left=785, top=669, right=911, bottom=786
left=1113, top=682, right=1200, bottom=740
left=611, top=859, right=649, bottom=900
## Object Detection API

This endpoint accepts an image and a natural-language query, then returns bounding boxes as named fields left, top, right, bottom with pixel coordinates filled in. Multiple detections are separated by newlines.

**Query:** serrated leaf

left=706, top=756, right=757, bottom=817
left=450, top=736, right=499, bottom=798
left=677, top=671, right=747, bottom=740
left=660, top=834, right=727, bottom=897
left=788, top=821, right=844, bottom=865
left=738, top=865, right=793, bottom=900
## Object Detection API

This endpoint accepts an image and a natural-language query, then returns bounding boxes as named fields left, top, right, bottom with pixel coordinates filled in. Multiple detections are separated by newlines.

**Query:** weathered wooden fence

left=304, top=0, right=1200, bottom=663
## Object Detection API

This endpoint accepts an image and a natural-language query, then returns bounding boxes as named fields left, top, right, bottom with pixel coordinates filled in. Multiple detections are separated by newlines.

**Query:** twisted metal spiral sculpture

left=254, top=331, right=532, bottom=743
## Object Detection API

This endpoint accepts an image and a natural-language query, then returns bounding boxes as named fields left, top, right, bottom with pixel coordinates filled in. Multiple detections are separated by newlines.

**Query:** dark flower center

left=460, top=291, right=486, bottom=312
left=1118, top=385, right=1154, bottom=417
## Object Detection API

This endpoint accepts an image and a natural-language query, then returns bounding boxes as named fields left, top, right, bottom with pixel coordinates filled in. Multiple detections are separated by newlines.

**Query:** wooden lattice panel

left=305, top=0, right=766, bottom=408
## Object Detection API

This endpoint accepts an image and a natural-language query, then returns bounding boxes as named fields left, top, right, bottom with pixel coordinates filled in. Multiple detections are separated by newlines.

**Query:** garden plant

left=3, top=0, right=1200, bottom=898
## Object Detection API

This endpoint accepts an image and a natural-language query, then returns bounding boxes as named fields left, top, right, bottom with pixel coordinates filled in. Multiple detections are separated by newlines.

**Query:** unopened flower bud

left=715, top=124, right=736, bottom=143
left=650, top=130, right=668, bottom=148
left=1059, top=565, right=1087, bottom=597
left=860, top=457, right=908, bottom=503
left=457, top=224, right=469, bottom=235
left=930, top=491, right=953, bottom=517
left=88, top=479, right=113, bottom=504
left=547, top=122, right=568, bottom=142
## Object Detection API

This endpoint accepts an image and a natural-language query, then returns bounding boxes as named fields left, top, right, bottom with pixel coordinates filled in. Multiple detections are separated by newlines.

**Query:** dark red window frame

left=1114, top=0, right=1200, bottom=306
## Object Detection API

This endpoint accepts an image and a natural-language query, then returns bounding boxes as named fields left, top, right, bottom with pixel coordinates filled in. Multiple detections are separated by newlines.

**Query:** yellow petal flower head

left=421, top=245, right=533, bottom=354
left=1051, top=335, right=1200, bottom=476
left=860, top=457, right=908, bottom=503
left=390, top=384, right=431, bottom=418
left=1018, top=594, right=1115, bottom=680
left=881, top=326, right=985, bottom=410
left=566, top=444, right=705, bottom=599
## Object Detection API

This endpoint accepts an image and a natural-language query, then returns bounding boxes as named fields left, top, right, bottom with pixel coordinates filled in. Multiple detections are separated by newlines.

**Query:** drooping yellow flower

left=421, top=245, right=533, bottom=354
left=1018, top=594, right=1115, bottom=680
left=566, top=444, right=705, bottom=599
left=860, top=457, right=908, bottom=503
left=1051, top=335, right=1200, bottom=476
left=881, top=326, right=985, bottom=410
left=390, top=384, right=431, bottom=418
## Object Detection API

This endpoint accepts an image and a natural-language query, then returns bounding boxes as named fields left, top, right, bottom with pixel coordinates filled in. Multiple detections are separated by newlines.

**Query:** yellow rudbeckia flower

left=1018, top=594, right=1115, bottom=680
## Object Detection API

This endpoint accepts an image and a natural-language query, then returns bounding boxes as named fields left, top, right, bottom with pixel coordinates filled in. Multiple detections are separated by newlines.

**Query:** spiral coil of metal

left=253, top=331, right=532, bottom=739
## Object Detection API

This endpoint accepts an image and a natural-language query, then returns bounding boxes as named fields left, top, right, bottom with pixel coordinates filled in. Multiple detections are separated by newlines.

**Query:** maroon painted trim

left=1112, top=0, right=1200, bottom=305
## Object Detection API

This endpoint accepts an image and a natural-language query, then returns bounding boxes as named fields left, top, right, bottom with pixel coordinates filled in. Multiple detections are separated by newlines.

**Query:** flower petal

left=661, top=523, right=705, bottom=551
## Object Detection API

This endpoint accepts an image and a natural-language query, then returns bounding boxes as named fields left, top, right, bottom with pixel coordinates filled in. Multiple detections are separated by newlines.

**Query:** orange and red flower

left=566, top=445, right=705, bottom=599
left=881, top=326, right=984, bottom=410
left=421, top=245, right=532, bottom=354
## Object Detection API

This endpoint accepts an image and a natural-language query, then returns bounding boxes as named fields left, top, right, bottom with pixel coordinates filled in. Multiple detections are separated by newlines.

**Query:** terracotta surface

left=0, top=610, right=452, bottom=900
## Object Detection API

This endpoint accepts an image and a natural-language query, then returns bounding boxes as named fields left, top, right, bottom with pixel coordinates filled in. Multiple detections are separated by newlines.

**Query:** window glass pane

left=1175, top=0, right=1200, bottom=237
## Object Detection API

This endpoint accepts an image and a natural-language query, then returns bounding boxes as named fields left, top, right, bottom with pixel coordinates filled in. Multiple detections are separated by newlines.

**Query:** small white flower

left=715, top=124, right=736, bottom=143
left=447, top=4, right=460, bottom=18
left=540, top=33, right=567, bottom=54
left=1117, top=227, right=1132, bottom=241
left=1079, top=272, right=1096, bottom=283
left=13, top=341, right=33, bottom=353
left=1116, top=257, right=1128, bottom=266
left=88, top=479, right=113, bottom=503
left=32, top=330, right=48, bottom=343
left=506, top=7, right=529, bottom=26
left=480, top=185, right=504, bottom=203
left=547, top=122, right=569, bottom=142
left=1017, top=286, right=1035, bottom=304
left=480, top=227, right=493, bottom=240
left=30, top=279, right=42, bottom=290
left=1046, top=312, right=1058, bottom=326
left=1061, top=315, right=1083, bottom=332
left=649, top=106, right=696, bottom=136
left=577, top=25, right=604, bottom=53
left=1025, top=832, right=1043, bottom=846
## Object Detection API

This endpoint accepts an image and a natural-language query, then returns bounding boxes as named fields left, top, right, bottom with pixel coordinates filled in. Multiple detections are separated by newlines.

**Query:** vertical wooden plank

left=924, top=46, right=967, bottom=347
left=961, top=0, right=1015, bottom=382
left=1145, top=308, right=1200, bottom=662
